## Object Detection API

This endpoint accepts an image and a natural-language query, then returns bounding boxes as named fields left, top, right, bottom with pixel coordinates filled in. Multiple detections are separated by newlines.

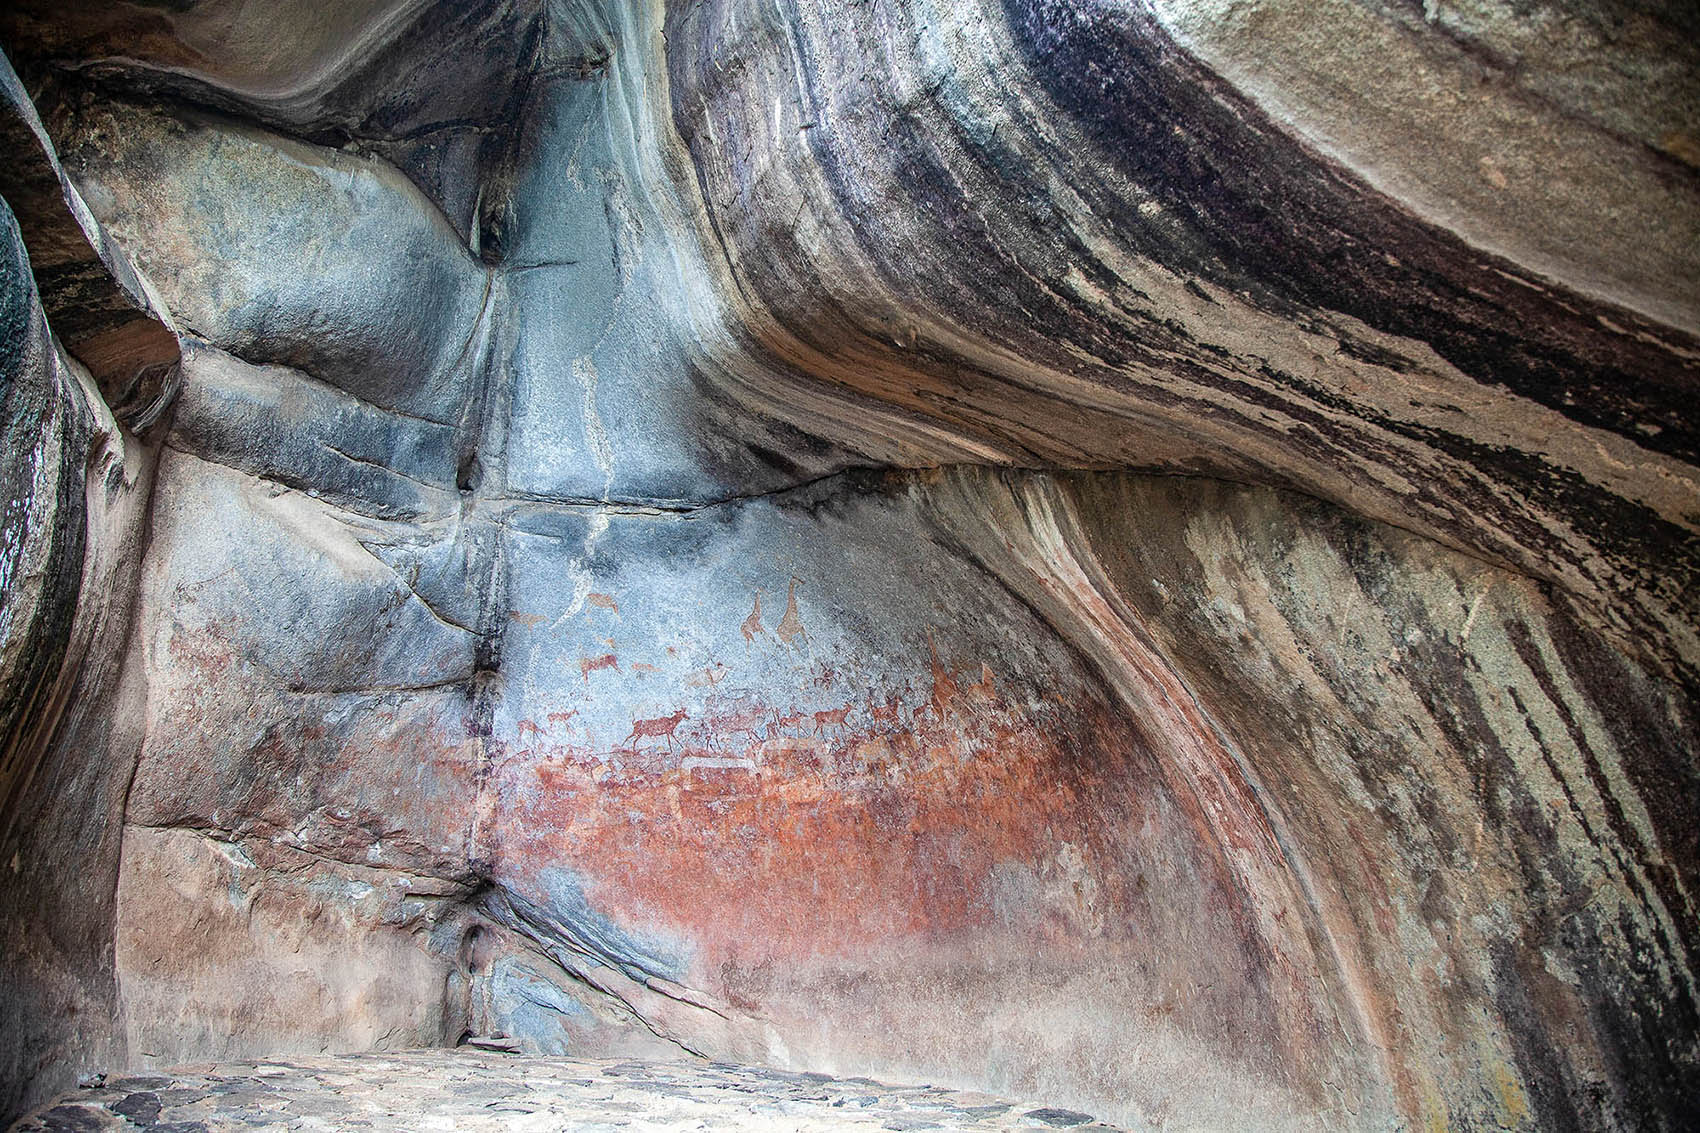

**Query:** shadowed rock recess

left=0, top=1, right=1695, bottom=1129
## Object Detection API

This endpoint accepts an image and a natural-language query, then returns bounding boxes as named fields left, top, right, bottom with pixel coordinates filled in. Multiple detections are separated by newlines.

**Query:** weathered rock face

left=0, top=48, right=172, bottom=1121
left=0, top=1, right=1695, bottom=1130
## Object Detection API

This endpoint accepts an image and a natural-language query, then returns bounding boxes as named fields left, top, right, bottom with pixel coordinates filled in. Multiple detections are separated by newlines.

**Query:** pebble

left=9, top=1052, right=1124, bottom=1131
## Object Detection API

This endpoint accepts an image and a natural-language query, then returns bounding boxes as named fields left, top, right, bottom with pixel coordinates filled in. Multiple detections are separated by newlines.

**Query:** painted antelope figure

left=867, top=693, right=903, bottom=731
left=767, top=709, right=808, bottom=738
left=625, top=708, right=689, bottom=750
left=812, top=705, right=853, bottom=735
left=705, top=707, right=767, bottom=750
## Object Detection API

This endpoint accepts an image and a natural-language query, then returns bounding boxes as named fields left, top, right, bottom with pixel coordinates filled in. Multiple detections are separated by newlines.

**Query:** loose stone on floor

left=9, top=1051, right=1120, bottom=1131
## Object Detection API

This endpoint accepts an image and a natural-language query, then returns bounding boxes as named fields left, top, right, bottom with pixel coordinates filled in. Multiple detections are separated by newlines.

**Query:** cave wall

left=0, top=1, right=1695, bottom=1129
left=0, top=49, right=177, bottom=1117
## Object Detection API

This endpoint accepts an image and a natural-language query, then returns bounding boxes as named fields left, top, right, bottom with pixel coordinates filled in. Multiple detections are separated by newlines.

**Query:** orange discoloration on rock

left=508, top=611, right=547, bottom=627
left=587, top=593, right=620, bottom=614
left=1347, top=821, right=1398, bottom=938
left=927, top=633, right=960, bottom=716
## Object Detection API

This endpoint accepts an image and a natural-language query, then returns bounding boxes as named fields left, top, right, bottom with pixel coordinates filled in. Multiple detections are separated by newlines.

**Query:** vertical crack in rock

left=456, top=269, right=509, bottom=881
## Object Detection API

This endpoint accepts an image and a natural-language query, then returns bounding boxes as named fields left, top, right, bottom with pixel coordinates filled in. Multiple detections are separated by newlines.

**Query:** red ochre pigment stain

left=487, top=662, right=1170, bottom=964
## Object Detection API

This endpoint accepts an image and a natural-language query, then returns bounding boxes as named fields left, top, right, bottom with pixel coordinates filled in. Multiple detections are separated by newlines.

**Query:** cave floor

left=11, top=1050, right=1121, bottom=1132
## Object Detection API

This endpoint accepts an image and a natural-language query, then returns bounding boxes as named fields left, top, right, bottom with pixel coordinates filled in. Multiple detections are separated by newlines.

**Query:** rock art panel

left=482, top=481, right=1350, bottom=1124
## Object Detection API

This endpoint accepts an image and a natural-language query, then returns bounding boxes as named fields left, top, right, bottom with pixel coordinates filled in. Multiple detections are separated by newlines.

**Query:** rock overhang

left=0, top=2, right=1695, bottom=1130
